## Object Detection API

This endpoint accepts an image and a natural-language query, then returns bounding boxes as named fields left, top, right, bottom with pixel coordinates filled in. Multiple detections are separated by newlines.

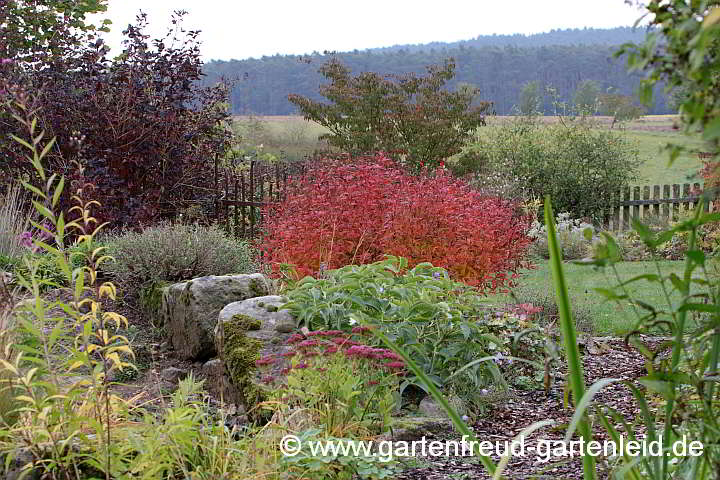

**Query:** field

left=235, top=114, right=709, bottom=186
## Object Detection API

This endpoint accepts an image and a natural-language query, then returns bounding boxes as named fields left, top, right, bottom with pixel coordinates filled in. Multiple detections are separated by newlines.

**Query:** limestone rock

left=213, top=295, right=296, bottom=419
left=161, top=273, right=270, bottom=360
left=418, top=395, right=466, bottom=419
left=159, top=366, right=187, bottom=384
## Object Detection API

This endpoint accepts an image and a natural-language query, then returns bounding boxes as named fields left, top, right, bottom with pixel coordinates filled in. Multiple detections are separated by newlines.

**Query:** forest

left=202, top=26, right=671, bottom=115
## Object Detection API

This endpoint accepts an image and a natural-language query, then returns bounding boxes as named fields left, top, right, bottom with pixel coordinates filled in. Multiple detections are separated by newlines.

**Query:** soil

left=394, top=337, right=666, bottom=480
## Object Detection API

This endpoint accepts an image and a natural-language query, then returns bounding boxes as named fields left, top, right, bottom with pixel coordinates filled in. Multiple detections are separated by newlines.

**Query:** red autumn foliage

left=261, top=155, right=532, bottom=291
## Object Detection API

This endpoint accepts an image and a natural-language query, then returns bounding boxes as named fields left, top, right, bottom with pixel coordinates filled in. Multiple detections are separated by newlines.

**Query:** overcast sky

left=95, top=0, right=647, bottom=61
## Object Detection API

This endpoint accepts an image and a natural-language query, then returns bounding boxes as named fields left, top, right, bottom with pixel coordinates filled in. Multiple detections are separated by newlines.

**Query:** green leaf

left=638, top=376, right=675, bottom=400
left=702, top=117, right=720, bottom=141
left=544, top=196, right=596, bottom=479
left=52, top=176, right=65, bottom=208
left=564, top=378, right=620, bottom=442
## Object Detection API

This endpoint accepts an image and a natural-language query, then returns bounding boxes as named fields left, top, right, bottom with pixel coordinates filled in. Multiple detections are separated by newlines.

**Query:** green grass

left=624, top=129, right=706, bottom=185
left=492, top=259, right=688, bottom=335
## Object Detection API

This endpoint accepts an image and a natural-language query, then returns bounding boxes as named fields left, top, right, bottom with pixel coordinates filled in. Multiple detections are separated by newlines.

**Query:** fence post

left=224, top=169, right=230, bottom=234
left=672, top=184, right=680, bottom=221
left=612, top=188, right=620, bottom=231
left=633, top=186, right=640, bottom=221
left=250, top=160, right=256, bottom=238
left=652, top=185, right=660, bottom=218
left=663, top=185, right=671, bottom=222
left=240, top=171, right=246, bottom=238
left=233, top=175, right=239, bottom=237
left=622, top=186, right=631, bottom=230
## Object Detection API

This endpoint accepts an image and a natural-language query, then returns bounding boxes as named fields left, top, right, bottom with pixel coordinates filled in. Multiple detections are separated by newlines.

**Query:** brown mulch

left=395, top=337, right=665, bottom=480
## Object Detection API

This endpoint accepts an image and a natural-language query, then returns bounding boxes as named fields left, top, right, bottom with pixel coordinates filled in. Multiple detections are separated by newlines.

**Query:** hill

left=202, top=27, right=669, bottom=116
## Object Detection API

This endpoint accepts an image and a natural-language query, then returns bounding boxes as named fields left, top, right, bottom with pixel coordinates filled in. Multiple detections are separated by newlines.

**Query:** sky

left=94, top=0, right=647, bottom=61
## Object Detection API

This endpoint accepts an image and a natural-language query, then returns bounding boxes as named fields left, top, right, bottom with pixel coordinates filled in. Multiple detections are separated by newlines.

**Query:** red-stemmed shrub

left=261, top=154, right=531, bottom=290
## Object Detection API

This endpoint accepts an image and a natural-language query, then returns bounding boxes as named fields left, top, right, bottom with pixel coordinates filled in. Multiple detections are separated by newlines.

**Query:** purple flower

left=0, top=59, right=13, bottom=65
left=18, top=231, right=33, bottom=249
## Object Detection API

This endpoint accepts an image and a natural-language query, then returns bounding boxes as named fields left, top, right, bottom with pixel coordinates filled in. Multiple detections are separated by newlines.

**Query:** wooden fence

left=213, top=159, right=306, bottom=238
left=606, top=182, right=711, bottom=231
left=213, top=159, right=712, bottom=237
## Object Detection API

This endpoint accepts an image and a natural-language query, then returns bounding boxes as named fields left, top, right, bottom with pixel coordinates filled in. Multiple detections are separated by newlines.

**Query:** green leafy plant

left=266, top=329, right=402, bottom=436
left=288, top=58, right=490, bottom=171
left=620, top=0, right=720, bottom=155
left=452, top=115, right=641, bottom=223
left=282, top=257, right=543, bottom=412
left=0, top=98, right=135, bottom=480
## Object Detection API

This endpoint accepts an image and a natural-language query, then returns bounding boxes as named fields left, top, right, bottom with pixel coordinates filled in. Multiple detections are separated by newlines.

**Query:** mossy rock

left=214, top=295, right=297, bottom=422
left=139, top=280, right=170, bottom=327
left=161, top=273, right=271, bottom=360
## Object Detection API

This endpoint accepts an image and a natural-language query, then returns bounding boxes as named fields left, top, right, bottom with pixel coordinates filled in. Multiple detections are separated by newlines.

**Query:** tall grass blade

left=544, top=195, right=596, bottom=479
left=371, top=327, right=497, bottom=475
left=0, top=183, right=33, bottom=260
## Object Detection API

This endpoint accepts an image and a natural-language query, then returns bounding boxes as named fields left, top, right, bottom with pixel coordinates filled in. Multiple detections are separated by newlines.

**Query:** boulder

left=201, top=358, right=239, bottom=403
left=418, top=395, right=467, bottom=419
left=159, top=366, right=188, bottom=384
left=214, top=295, right=296, bottom=420
left=161, top=273, right=271, bottom=361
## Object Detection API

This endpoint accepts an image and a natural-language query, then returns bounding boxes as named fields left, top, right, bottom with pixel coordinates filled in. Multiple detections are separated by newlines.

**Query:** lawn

left=493, top=259, right=689, bottom=335
left=624, top=129, right=706, bottom=185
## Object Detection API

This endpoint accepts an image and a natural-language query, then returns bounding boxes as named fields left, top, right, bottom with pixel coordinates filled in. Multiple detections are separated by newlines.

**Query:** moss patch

left=248, top=277, right=266, bottom=298
left=223, top=314, right=266, bottom=421
left=139, top=280, right=170, bottom=327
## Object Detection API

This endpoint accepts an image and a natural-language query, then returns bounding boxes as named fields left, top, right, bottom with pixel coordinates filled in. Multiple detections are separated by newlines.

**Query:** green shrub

left=451, top=116, right=641, bottom=223
left=103, top=223, right=258, bottom=301
left=288, top=58, right=490, bottom=171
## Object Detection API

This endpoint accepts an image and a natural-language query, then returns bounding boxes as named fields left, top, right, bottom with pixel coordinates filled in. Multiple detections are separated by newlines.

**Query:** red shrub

left=261, top=155, right=531, bottom=291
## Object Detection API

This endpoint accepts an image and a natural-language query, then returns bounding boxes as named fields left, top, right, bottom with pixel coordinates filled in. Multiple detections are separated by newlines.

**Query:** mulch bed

left=396, top=337, right=666, bottom=480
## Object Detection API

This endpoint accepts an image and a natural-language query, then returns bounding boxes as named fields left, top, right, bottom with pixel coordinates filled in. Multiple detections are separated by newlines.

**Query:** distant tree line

left=202, top=27, right=671, bottom=116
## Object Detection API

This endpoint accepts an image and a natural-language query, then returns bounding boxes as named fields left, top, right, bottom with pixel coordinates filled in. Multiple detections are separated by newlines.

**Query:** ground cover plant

left=262, top=154, right=531, bottom=290
left=281, top=257, right=549, bottom=413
